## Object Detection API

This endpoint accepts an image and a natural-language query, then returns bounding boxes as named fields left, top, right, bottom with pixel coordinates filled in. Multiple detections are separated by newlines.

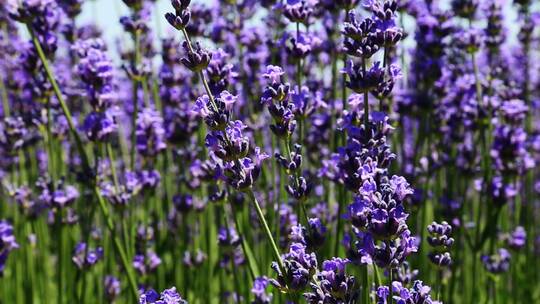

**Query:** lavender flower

left=304, top=257, right=358, bottom=303
left=104, top=275, right=121, bottom=302
left=36, top=178, right=80, bottom=210
left=451, top=0, right=478, bottom=19
left=180, top=41, right=211, bottom=72
left=261, top=65, right=296, bottom=139
left=139, top=287, right=187, bottom=304
left=133, top=251, right=162, bottom=275
left=0, top=220, right=18, bottom=275
left=0, top=116, right=29, bottom=152
left=193, top=91, right=237, bottom=131
left=81, top=111, right=117, bottom=142
left=164, top=0, right=191, bottom=30
left=8, top=0, right=62, bottom=55
left=427, top=221, right=454, bottom=267
left=393, top=261, right=419, bottom=285
left=73, top=38, right=115, bottom=111
left=490, top=124, right=534, bottom=175
left=270, top=242, right=318, bottom=292
left=505, top=226, right=526, bottom=250
left=283, top=0, right=313, bottom=25
left=72, top=242, right=104, bottom=269
left=251, top=276, right=272, bottom=304
left=481, top=248, right=511, bottom=274
left=217, top=226, right=244, bottom=267
left=136, top=107, right=167, bottom=157
left=376, top=280, right=441, bottom=304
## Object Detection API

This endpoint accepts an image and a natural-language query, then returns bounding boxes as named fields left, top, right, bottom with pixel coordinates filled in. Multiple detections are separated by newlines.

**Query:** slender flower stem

left=362, top=265, right=369, bottom=303
left=26, top=23, right=140, bottom=301
left=342, top=9, right=349, bottom=112
left=436, top=269, right=442, bottom=301
left=471, top=52, right=483, bottom=108
left=45, top=100, right=57, bottom=181
left=56, top=211, right=64, bottom=304
left=246, top=189, right=285, bottom=272
left=333, top=185, right=346, bottom=256
left=335, top=9, right=350, bottom=254
left=230, top=199, right=260, bottom=280
left=0, top=74, right=10, bottom=117
left=107, top=143, right=132, bottom=258
left=0, top=24, right=9, bottom=117
left=296, top=22, right=302, bottom=86
left=94, top=187, right=140, bottom=298
left=130, top=30, right=141, bottom=170
left=381, top=47, right=388, bottom=111
left=388, top=267, right=393, bottom=304
left=374, top=264, right=382, bottom=287
left=107, top=143, right=120, bottom=190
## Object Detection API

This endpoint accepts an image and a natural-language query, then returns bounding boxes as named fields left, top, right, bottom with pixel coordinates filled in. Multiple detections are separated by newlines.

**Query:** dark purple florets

left=304, top=257, right=358, bottom=303
left=427, top=221, right=454, bottom=267
left=270, top=242, right=318, bottom=292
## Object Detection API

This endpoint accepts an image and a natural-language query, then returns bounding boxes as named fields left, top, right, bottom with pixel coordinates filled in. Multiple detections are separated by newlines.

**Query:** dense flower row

left=0, top=0, right=538, bottom=303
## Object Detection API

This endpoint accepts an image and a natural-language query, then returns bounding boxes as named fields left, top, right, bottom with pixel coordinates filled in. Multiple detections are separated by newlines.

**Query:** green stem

left=342, top=10, right=349, bottom=112
left=0, top=74, right=10, bottom=117
left=362, top=266, right=369, bottom=304
left=230, top=199, right=260, bottom=280
left=471, top=52, right=483, bottom=108
left=334, top=185, right=346, bottom=256
left=296, top=22, right=302, bottom=87
left=106, top=143, right=120, bottom=190
left=56, top=211, right=64, bottom=304
left=388, top=267, right=393, bottom=304
left=374, top=265, right=382, bottom=287
left=246, top=189, right=285, bottom=273
left=130, top=30, right=141, bottom=170
left=381, top=47, right=388, bottom=112
left=436, top=269, right=442, bottom=302
left=95, top=187, right=139, bottom=298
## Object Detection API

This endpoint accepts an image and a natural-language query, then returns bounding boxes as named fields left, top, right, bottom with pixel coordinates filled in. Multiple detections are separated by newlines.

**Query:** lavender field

left=1, top=0, right=539, bottom=303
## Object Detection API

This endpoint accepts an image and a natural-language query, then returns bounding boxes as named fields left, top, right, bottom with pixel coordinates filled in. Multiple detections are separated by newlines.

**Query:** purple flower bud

left=283, top=0, right=313, bottom=25
left=180, top=41, right=211, bottom=72
left=136, top=107, right=167, bottom=157
left=104, top=275, right=121, bottom=301
left=481, top=248, right=511, bottom=274
left=270, top=242, right=318, bottom=292
left=506, top=226, right=526, bottom=250
left=165, top=10, right=191, bottom=31
left=82, top=111, right=117, bottom=142
left=262, top=65, right=285, bottom=84
left=251, top=276, right=272, bottom=304
left=72, top=242, right=104, bottom=269
left=305, top=257, right=358, bottom=303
